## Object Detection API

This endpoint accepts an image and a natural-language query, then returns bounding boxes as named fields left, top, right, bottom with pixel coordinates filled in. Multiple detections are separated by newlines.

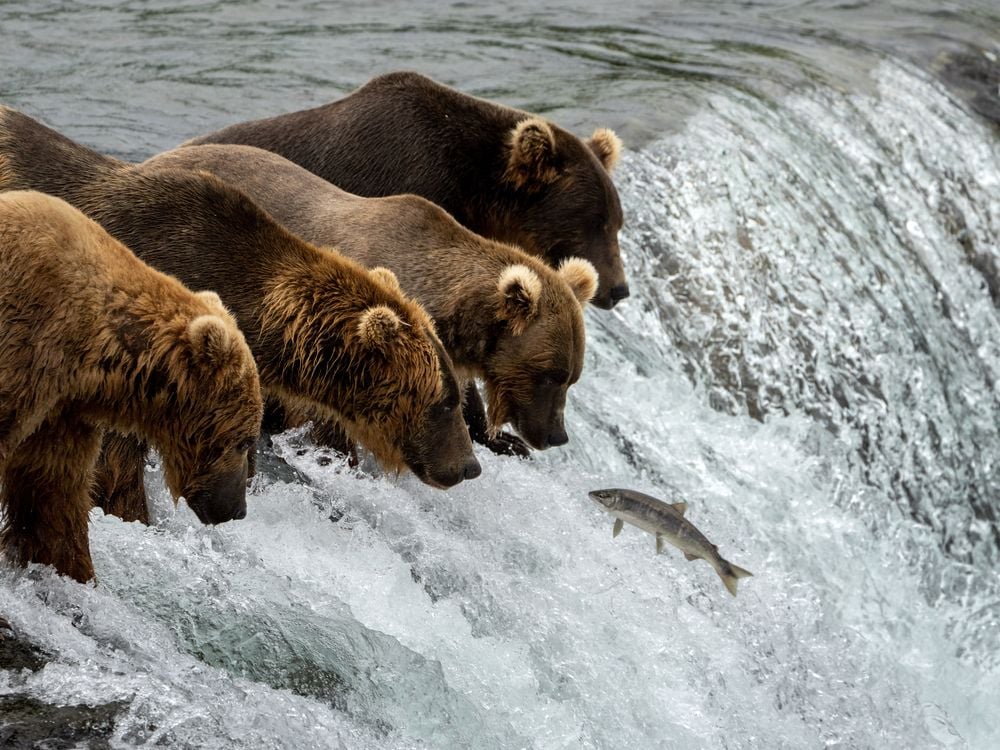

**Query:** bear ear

left=505, top=118, right=559, bottom=188
left=195, top=290, right=226, bottom=313
left=358, top=305, right=403, bottom=349
left=497, top=264, right=542, bottom=335
left=558, top=258, right=598, bottom=305
left=186, top=314, right=239, bottom=368
left=370, top=266, right=402, bottom=293
left=588, top=128, right=622, bottom=172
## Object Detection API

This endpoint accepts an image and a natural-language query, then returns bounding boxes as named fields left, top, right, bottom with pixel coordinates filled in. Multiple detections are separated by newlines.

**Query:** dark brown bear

left=185, top=71, right=627, bottom=308
left=0, top=190, right=263, bottom=582
left=0, top=107, right=479, bottom=523
left=144, top=144, right=599, bottom=452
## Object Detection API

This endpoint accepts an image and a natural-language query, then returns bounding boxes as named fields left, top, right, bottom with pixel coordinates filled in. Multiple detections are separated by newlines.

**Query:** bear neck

left=252, top=252, right=378, bottom=423
left=301, top=194, right=518, bottom=381
left=77, top=303, right=199, bottom=446
left=400, top=103, right=524, bottom=244
left=431, top=278, right=508, bottom=379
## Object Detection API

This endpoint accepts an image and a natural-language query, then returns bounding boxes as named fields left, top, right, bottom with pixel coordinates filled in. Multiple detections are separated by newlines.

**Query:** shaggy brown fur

left=144, top=144, right=598, bottom=451
left=91, top=432, right=151, bottom=525
left=0, top=191, right=263, bottom=582
left=185, top=71, right=629, bottom=309
left=0, top=107, right=478, bottom=515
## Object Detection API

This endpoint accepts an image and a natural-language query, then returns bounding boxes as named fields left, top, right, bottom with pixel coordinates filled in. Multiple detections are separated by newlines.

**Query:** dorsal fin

left=671, top=501, right=688, bottom=515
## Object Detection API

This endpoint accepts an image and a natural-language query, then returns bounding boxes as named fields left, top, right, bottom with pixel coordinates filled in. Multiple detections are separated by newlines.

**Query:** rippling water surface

left=1, top=2, right=998, bottom=748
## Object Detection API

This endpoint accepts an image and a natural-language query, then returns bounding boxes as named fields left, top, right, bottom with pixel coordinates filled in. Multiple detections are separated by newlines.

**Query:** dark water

left=2, top=1, right=996, bottom=152
left=1, top=2, right=999, bottom=748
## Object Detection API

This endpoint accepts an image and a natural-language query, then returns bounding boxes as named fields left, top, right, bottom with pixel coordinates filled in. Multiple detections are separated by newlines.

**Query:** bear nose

left=547, top=428, right=569, bottom=447
left=232, top=505, right=247, bottom=520
left=609, top=283, right=630, bottom=305
left=463, top=457, right=482, bottom=480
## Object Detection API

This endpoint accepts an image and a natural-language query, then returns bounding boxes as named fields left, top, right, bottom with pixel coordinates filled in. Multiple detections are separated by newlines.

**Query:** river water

left=1, top=1, right=998, bottom=748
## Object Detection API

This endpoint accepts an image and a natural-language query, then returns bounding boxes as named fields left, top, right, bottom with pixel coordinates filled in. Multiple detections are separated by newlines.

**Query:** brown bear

left=0, top=190, right=263, bottom=582
left=184, top=71, right=627, bottom=309
left=144, top=144, right=599, bottom=452
left=0, top=106, right=479, bottom=516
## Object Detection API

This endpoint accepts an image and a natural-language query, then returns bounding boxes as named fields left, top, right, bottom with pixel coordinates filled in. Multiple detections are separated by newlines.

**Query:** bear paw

left=478, top=430, right=532, bottom=459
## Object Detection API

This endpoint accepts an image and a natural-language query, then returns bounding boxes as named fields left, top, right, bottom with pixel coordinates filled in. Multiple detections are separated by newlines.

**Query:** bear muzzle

left=515, top=414, right=571, bottom=451
left=592, top=282, right=630, bottom=310
left=185, top=465, right=249, bottom=524
left=423, top=454, right=482, bottom=489
left=609, top=283, right=630, bottom=305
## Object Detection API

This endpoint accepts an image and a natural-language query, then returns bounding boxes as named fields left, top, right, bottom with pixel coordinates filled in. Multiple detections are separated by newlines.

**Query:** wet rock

left=934, top=48, right=1000, bottom=128
left=1, top=618, right=128, bottom=749
left=0, top=617, right=47, bottom=673
left=253, top=433, right=311, bottom=486
left=0, top=695, right=126, bottom=750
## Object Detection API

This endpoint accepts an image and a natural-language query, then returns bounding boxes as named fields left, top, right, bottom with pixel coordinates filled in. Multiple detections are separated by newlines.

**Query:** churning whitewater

left=2, top=6, right=999, bottom=749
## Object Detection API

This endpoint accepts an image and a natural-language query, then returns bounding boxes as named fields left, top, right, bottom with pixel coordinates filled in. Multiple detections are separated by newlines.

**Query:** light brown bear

left=144, top=144, right=598, bottom=452
left=186, top=71, right=627, bottom=309
left=0, top=190, right=263, bottom=582
left=0, top=107, right=479, bottom=525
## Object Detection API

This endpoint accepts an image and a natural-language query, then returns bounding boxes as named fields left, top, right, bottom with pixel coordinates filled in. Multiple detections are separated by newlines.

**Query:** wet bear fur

left=185, top=71, right=628, bottom=309
left=0, top=106, right=478, bottom=525
left=145, top=144, right=599, bottom=452
left=0, top=190, right=263, bottom=582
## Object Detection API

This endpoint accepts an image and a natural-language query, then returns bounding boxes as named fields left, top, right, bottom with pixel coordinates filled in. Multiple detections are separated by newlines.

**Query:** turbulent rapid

left=1, top=1, right=999, bottom=748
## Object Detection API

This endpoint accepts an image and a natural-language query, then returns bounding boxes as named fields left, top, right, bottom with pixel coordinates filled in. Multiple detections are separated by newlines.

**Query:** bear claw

left=480, top=431, right=532, bottom=459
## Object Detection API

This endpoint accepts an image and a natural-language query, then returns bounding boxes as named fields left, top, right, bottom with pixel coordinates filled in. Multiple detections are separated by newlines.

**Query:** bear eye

left=237, top=437, right=257, bottom=453
left=542, top=370, right=569, bottom=386
left=433, top=400, right=456, bottom=417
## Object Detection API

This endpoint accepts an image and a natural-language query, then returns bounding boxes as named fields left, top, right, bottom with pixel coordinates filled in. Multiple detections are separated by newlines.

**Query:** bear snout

left=609, top=283, right=630, bottom=305
left=427, top=455, right=481, bottom=489
left=592, top=282, right=630, bottom=310
left=463, top=456, right=482, bottom=481
left=514, top=409, right=571, bottom=451
left=546, top=427, right=569, bottom=447
left=591, top=291, right=615, bottom=310
left=187, top=465, right=249, bottom=524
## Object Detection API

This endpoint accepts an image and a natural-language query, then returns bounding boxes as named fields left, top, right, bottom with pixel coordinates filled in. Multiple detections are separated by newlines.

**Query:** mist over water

left=2, top=2, right=998, bottom=748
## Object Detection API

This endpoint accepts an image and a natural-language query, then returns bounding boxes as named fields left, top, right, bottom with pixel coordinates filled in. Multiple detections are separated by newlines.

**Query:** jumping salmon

left=589, top=488, right=753, bottom=596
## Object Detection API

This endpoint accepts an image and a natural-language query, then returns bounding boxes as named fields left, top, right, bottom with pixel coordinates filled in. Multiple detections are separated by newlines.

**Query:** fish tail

left=718, top=561, right=753, bottom=597
left=730, top=564, right=753, bottom=580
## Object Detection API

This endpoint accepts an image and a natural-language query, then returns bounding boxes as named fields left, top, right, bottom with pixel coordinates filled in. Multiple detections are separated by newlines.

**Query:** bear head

left=501, top=118, right=627, bottom=310
left=483, top=257, right=597, bottom=450
left=156, top=294, right=263, bottom=523
left=348, top=299, right=479, bottom=488
left=262, top=264, right=479, bottom=488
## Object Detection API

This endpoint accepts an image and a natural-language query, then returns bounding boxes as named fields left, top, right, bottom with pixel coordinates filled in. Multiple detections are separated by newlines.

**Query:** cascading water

left=1, top=2, right=998, bottom=748
left=609, top=57, right=1000, bottom=666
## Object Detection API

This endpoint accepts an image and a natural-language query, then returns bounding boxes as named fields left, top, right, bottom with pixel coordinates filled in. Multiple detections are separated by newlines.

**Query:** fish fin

left=730, top=563, right=753, bottom=579
left=670, top=501, right=688, bottom=515
left=656, top=534, right=665, bottom=554
left=718, top=562, right=753, bottom=597
left=612, top=518, right=623, bottom=538
left=683, top=552, right=699, bottom=561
